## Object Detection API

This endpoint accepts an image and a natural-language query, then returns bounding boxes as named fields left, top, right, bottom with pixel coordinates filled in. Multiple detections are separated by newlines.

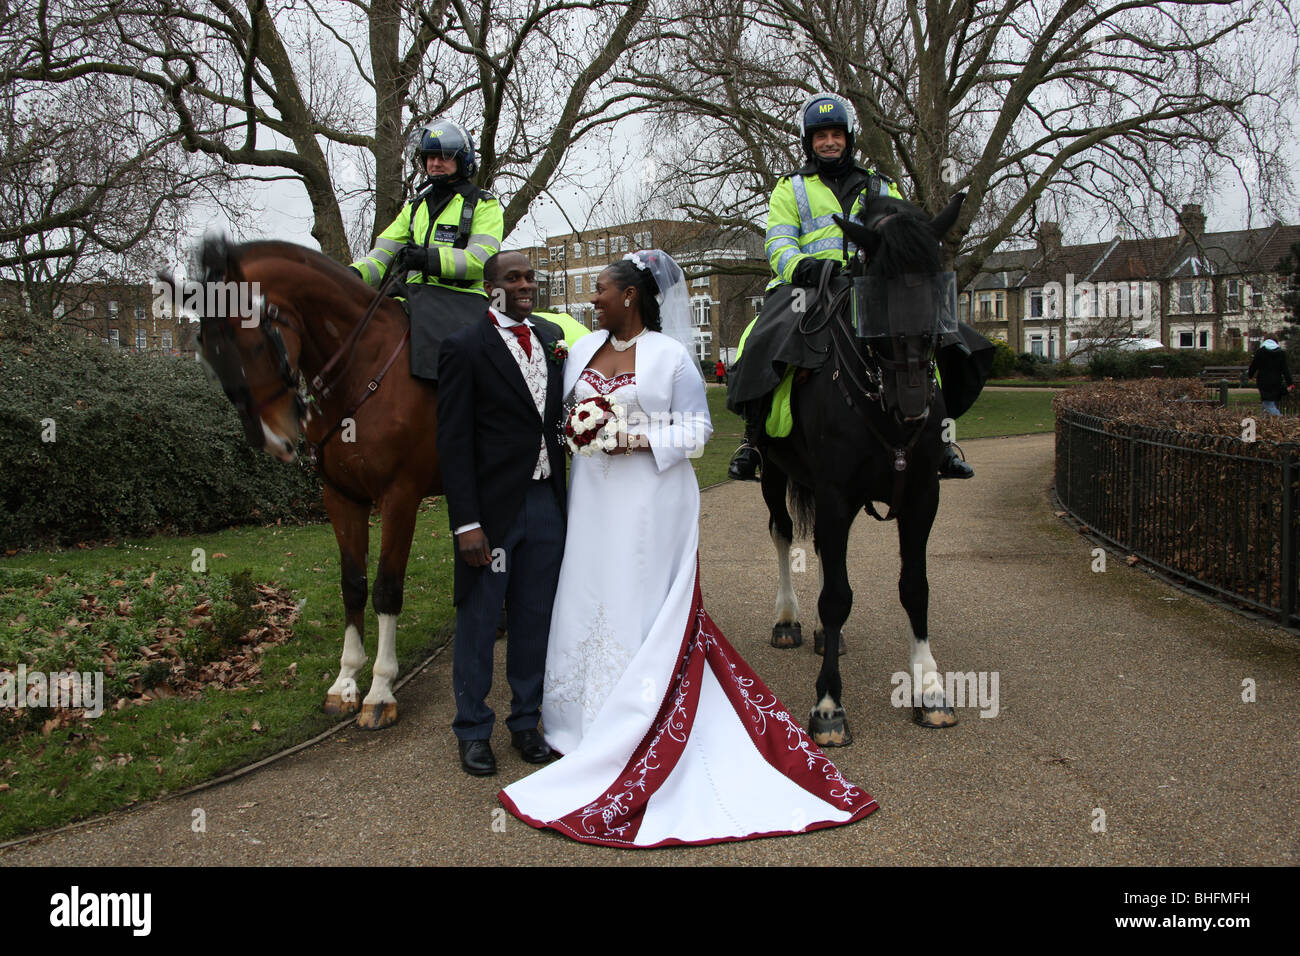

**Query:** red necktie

left=494, top=316, right=532, bottom=359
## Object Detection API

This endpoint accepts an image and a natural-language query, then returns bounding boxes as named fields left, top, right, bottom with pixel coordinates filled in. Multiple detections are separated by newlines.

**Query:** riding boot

left=938, top=441, right=973, bottom=480
left=727, top=406, right=764, bottom=482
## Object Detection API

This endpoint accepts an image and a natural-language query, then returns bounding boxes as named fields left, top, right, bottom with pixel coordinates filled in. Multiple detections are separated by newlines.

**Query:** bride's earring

left=623, top=298, right=631, bottom=308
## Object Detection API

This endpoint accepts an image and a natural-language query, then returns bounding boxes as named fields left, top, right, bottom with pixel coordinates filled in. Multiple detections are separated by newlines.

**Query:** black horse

left=761, top=192, right=968, bottom=746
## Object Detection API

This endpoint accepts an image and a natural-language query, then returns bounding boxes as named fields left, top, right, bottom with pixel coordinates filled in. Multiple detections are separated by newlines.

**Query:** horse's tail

left=788, top=480, right=816, bottom=540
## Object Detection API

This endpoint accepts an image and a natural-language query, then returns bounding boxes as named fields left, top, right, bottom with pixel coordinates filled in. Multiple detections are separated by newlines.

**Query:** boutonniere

left=546, top=338, right=568, bottom=366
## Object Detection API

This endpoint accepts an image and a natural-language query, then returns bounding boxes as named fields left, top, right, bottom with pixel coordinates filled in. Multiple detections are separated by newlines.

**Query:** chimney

left=1037, top=221, right=1062, bottom=257
left=1178, top=203, right=1206, bottom=240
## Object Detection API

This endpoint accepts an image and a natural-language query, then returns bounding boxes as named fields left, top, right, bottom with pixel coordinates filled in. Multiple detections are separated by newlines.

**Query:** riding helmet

left=799, top=92, right=857, bottom=164
left=410, top=118, right=477, bottom=179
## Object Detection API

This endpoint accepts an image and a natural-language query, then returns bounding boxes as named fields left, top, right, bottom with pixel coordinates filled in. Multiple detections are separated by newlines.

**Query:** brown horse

left=160, top=235, right=440, bottom=730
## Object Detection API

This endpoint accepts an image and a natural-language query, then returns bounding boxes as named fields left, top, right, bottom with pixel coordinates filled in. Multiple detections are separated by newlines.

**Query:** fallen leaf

left=251, top=721, right=263, bottom=732
left=211, top=553, right=228, bottom=559
left=1126, top=555, right=1139, bottom=566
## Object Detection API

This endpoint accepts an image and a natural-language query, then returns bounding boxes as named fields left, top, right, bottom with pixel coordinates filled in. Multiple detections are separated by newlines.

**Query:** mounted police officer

left=727, top=93, right=974, bottom=481
left=350, top=118, right=504, bottom=380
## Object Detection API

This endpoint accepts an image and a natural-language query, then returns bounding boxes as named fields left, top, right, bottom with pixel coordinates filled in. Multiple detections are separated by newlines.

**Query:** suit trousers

left=452, top=479, right=564, bottom=741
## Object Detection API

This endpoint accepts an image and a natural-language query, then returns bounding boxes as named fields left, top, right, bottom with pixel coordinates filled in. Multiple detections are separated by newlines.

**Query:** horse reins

left=814, top=262, right=937, bottom=523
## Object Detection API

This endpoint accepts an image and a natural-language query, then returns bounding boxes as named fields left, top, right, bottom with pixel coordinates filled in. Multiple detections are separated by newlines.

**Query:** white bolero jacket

left=562, top=329, right=713, bottom=473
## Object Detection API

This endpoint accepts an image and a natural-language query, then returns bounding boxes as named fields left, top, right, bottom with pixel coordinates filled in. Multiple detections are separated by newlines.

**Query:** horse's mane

left=234, top=240, right=362, bottom=285
left=864, top=197, right=942, bottom=278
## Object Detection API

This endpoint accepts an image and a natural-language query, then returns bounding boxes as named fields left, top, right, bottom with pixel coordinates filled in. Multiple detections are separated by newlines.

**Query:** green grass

left=956, top=388, right=1058, bottom=439
left=694, top=386, right=744, bottom=488
left=0, top=503, right=456, bottom=842
left=986, top=378, right=1081, bottom=388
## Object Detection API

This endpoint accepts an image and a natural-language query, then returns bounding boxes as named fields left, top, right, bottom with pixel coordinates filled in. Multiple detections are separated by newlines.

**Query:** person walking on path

left=1248, top=336, right=1294, bottom=416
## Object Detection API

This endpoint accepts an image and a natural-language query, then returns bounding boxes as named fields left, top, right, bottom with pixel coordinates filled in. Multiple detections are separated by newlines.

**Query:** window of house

left=691, top=298, right=711, bottom=327
left=1030, top=335, right=1044, bottom=357
left=1251, top=287, right=1265, bottom=308
left=1225, top=279, right=1241, bottom=312
left=978, top=292, right=993, bottom=320
left=587, top=240, right=597, bottom=257
left=550, top=244, right=564, bottom=261
left=1199, top=329, right=1210, bottom=349
left=1178, top=280, right=1194, bottom=313
left=1178, top=330, right=1194, bottom=348
left=161, top=330, right=172, bottom=350
left=1029, top=291, right=1043, bottom=318
left=573, top=275, right=582, bottom=295
left=108, top=300, right=118, bottom=316
left=134, top=305, right=146, bottom=324
left=572, top=241, right=580, bottom=258
left=83, top=303, right=95, bottom=318
left=53, top=303, right=65, bottom=319
left=1197, top=280, right=1211, bottom=312
left=136, top=328, right=147, bottom=349
left=597, top=238, right=606, bottom=257
left=749, top=296, right=763, bottom=319
left=107, top=329, right=119, bottom=348
left=554, top=274, right=566, bottom=297
left=692, top=268, right=709, bottom=288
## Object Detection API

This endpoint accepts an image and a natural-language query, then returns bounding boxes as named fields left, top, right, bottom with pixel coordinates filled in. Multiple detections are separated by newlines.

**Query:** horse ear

left=929, top=192, right=966, bottom=239
left=834, top=214, right=880, bottom=258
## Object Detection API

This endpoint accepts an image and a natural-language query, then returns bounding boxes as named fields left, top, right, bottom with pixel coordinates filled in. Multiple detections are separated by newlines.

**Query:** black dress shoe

left=510, top=728, right=553, bottom=764
left=727, top=444, right=762, bottom=481
left=458, top=738, right=497, bottom=776
left=938, top=444, right=974, bottom=480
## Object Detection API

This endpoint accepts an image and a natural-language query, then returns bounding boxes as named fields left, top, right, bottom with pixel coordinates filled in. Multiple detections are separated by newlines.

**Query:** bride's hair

left=605, top=259, right=662, bottom=332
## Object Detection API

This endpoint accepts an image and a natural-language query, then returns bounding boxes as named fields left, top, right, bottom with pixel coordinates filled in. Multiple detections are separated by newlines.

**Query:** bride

left=499, top=250, right=876, bottom=847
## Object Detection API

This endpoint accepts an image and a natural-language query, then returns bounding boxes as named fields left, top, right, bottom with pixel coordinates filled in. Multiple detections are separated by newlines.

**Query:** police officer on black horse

left=727, top=92, right=976, bottom=482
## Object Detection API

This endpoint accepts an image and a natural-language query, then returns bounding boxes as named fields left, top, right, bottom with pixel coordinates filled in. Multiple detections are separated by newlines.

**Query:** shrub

left=988, top=338, right=1017, bottom=378
left=0, top=320, right=324, bottom=550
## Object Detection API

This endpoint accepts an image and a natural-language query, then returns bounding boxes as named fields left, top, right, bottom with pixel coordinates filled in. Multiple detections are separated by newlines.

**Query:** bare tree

left=2, top=0, right=663, bottom=263
left=624, top=0, right=1299, bottom=283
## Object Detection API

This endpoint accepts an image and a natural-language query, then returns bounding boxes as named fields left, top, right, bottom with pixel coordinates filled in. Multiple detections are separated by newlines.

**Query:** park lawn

left=0, top=500, right=456, bottom=842
left=694, top=385, right=744, bottom=488
left=957, top=388, right=1058, bottom=439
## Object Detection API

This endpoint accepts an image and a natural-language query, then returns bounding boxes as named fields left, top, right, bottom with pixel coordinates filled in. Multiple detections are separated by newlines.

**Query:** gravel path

left=5, top=433, right=1297, bottom=865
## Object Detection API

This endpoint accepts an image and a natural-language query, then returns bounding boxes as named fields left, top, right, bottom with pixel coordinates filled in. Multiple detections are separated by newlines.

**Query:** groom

left=436, top=250, right=567, bottom=776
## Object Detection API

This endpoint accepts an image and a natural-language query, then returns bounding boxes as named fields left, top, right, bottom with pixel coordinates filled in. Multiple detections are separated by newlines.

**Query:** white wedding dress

left=499, top=365, right=877, bottom=847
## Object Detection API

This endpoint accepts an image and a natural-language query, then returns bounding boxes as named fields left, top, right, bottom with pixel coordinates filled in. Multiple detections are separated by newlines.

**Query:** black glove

left=792, top=257, right=840, bottom=288
left=346, top=265, right=365, bottom=283
left=393, top=243, right=438, bottom=276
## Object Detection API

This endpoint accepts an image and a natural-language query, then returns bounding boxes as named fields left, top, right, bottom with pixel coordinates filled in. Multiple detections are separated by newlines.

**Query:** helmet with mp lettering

left=799, top=93, right=857, bottom=164
left=409, top=118, right=477, bottom=180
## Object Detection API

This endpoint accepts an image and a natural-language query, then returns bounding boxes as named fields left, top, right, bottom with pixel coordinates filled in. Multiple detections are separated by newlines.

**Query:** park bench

left=1199, top=365, right=1250, bottom=386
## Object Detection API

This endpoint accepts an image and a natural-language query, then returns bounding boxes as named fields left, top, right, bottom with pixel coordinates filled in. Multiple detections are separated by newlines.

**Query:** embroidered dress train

left=499, top=332, right=877, bottom=847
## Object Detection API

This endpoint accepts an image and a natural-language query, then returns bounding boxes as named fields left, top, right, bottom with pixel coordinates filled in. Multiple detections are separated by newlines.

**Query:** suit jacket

left=437, top=312, right=567, bottom=604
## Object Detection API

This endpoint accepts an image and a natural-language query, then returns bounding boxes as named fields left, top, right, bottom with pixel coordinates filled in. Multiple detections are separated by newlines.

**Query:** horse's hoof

left=813, top=628, right=847, bottom=657
left=913, top=705, right=959, bottom=729
left=771, top=622, right=803, bottom=649
left=323, top=693, right=361, bottom=717
left=356, top=701, right=398, bottom=730
left=808, top=706, right=853, bottom=747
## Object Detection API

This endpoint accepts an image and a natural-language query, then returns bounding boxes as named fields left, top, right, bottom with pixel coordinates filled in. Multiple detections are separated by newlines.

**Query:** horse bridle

left=199, top=263, right=410, bottom=466
left=803, top=260, right=940, bottom=522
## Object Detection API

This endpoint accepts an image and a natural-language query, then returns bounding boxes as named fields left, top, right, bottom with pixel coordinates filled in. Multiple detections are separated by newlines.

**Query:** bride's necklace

left=609, top=327, right=647, bottom=352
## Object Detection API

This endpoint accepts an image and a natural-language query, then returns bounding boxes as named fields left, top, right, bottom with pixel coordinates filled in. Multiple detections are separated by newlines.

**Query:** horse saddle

left=725, top=279, right=846, bottom=412
left=401, top=281, right=489, bottom=382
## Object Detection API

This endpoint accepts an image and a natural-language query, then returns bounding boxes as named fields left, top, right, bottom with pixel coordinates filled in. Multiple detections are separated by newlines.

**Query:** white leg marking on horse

left=816, top=693, right=838, bottom=719
left=327, top=624, right=366, bottom=698
left=364, top=613, right=399, bottom=705
left=910, top=638, right=944, bottom=703
left=772, top=528, right=798, bottom=625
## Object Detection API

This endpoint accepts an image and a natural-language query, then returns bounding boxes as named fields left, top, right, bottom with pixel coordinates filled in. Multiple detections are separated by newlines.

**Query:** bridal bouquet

left=563, top=396, right=627, bottom=456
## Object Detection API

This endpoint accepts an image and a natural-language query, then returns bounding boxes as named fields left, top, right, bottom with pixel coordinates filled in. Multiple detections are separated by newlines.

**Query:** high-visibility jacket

left=352, top=186, right=503, bottom=297
left=764, top=166, right=902, bottom=290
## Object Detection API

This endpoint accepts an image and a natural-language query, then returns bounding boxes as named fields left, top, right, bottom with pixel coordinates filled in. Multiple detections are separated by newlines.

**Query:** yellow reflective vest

left=764, top=167, right=903, bottom=290
left=352, top=187, right=503, bottom=297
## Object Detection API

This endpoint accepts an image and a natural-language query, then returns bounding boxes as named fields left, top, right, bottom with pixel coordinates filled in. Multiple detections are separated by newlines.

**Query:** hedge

left=0, top=320, right=324, bottom=551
